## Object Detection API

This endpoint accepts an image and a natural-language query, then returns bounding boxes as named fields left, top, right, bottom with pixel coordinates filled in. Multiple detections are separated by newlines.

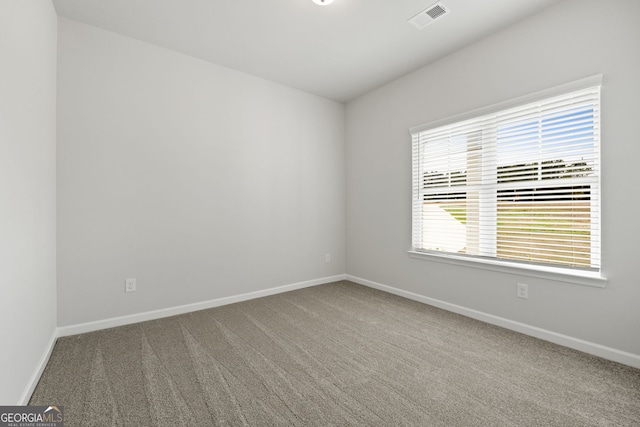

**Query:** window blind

left=411, top=84, right=601, bottom=271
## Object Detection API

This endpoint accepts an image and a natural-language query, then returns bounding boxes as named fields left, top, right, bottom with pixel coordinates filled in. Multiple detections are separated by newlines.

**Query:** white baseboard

left=58, top=274, right=347, bottom=338
left=346, top=274, right=640, bottom=370
left=19, top=328, right=57, bottom=405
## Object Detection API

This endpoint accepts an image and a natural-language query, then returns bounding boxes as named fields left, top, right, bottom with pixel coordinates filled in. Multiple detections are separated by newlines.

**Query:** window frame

left=408, top=75, right=606, bottom=288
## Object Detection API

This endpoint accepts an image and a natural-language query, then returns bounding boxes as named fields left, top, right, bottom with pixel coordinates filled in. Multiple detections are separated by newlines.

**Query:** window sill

left=407, top=250, right=607, bottom=288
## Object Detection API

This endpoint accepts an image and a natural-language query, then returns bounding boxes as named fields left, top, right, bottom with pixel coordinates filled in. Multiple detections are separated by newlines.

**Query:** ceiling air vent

left=408, top=2, right=449, bottom=30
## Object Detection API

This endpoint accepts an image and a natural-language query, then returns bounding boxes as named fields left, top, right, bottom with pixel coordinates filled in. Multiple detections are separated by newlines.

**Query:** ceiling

left=52, top=0, right=563, bottom=102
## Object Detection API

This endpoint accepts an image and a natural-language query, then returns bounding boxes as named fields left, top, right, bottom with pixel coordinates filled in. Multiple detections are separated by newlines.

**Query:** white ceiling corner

left=52, top=0, right=563, bottom=103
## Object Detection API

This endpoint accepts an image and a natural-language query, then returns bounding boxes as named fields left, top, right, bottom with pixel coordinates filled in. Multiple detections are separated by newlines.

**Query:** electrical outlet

left=125, top=278, right=136, bottom=293
left=325, top=253, right=332, bottom=263
left=516, top=283, right=528, bottom=299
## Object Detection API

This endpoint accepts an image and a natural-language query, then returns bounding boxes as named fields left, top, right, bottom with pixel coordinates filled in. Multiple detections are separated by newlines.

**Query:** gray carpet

left=30, top=281, right=640, bottom=426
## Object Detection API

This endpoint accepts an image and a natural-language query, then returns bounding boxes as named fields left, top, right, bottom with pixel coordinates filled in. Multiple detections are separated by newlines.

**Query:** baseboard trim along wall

left=346, top=275, right=640, bottom=370
left=57, top=275, right=347, bottom=338
left=19, top=329, right=57, bottom=405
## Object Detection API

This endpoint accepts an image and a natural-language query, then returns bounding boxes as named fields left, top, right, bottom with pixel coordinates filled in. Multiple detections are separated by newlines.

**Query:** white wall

left=57, top=18, right=345, bottom=327
left=346, top=0, right=640, bottom=356
left=0, top=1, right=58, bottom=404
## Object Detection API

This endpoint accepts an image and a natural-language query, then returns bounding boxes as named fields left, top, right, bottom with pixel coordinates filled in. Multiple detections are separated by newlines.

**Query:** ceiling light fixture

left=312, top=0, right=334, bottom=5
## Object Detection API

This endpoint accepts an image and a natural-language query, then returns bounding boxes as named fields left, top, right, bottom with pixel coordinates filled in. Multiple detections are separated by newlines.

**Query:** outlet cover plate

left=516, top=283, right=528, bottom=299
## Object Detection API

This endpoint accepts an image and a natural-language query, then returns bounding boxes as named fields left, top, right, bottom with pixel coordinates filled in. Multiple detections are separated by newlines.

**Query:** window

left=411, top=78, right=602, bottom=280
